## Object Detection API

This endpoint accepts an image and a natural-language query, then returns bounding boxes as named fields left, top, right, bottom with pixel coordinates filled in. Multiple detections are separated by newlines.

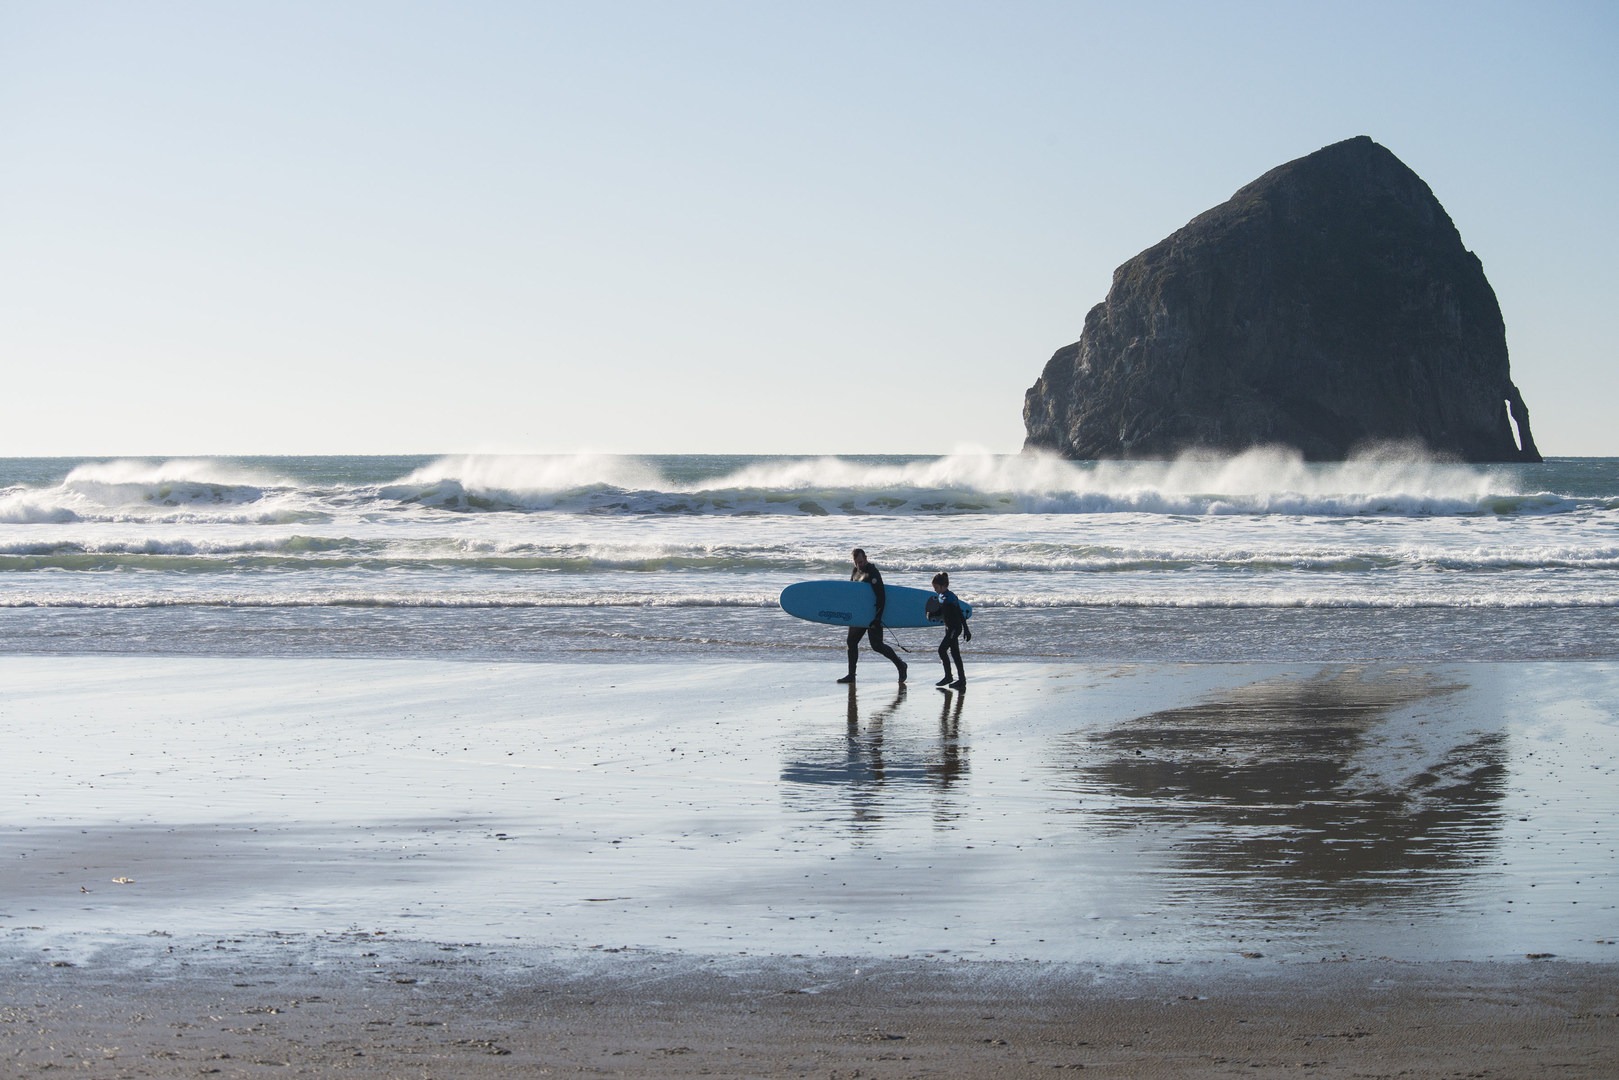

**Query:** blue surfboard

left=779, top=580, right=972, bottom=629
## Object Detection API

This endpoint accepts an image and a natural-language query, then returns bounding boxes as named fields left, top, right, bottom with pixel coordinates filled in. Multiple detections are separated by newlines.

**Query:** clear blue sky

left=3, top=1, right=1615, bottom=455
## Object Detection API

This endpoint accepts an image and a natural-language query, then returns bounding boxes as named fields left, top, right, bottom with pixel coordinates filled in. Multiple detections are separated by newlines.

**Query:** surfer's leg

left=841, top=626, right=865, bottom=681
left=939, top=629, right=963, bottom=685
left=869, top=626, right=906, bottom=680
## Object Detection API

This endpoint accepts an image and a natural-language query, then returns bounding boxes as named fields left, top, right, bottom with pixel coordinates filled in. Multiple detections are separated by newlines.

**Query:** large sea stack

left=1023, top=136, right=1541, bottom=462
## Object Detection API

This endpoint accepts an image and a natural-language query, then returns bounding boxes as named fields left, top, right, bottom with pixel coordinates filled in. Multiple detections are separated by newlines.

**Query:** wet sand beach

left=4, top=658, right=1618, bottom=1075
left=8, top=943, right=1617, bottom=1077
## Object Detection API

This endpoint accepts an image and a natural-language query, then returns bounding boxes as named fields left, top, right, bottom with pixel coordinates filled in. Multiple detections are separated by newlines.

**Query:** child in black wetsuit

left=928, top=572, right=970, bottom=689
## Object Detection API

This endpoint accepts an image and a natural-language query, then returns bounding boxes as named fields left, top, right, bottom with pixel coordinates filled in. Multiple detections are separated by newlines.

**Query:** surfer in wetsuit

left=928, top=572, right=970, bottom=689
left=839, top=548, right=908, bottom=685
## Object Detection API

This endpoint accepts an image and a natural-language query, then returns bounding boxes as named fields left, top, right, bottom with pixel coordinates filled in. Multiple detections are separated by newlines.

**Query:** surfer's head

left=851, top=548, right=868, bottom=570
left=932, top=572, right=949, bottom=591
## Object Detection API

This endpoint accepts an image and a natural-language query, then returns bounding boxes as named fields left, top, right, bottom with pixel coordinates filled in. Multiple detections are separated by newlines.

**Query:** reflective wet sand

left=4, top=658, right=1615, bottom=967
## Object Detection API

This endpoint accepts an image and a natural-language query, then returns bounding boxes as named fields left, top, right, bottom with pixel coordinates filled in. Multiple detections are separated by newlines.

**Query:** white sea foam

left=0, top=495, right=80, bottom=525
left=5, top=527, right=1617, bottom=576
left=0, top=459, right=308, bottom=525
left=392, top=453, right=664, bottom=494
left=365, top=447, right=1553, bottom=518
left=699, top=446, right=1515, bottom=503
left=1, top=453, right=1614, bottom=660
left=3, top=587, right=1615, bottom=610
left=0, top=449, right=1567, bottom=520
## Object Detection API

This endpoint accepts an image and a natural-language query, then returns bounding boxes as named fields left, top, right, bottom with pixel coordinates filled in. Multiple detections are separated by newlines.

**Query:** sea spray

left=371, top=447, right=1548, bottom=518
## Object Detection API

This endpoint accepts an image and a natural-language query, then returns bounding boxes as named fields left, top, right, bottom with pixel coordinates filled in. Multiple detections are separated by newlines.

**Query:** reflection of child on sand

left=928, top=571, right=970, bottom=689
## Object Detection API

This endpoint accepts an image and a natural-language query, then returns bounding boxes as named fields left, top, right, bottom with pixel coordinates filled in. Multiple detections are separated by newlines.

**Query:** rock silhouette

left=1023, top=137, right=1541, bottom=462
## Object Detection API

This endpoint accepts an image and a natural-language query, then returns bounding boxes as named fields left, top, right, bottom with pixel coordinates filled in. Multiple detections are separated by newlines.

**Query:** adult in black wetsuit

left=838, top=548, right=908, bottom=684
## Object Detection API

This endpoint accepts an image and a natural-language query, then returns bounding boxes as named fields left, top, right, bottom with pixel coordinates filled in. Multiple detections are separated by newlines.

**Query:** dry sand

left=4, top=657, right=1617, bottom=1075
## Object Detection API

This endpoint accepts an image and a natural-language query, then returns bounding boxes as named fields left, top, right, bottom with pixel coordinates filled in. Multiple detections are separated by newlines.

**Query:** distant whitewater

left=0, top=449, right=1592, bottom=522
left=1, top=451, right=1615, bottom=662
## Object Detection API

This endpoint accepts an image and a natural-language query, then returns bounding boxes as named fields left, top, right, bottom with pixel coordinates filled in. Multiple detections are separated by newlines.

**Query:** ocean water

left=1, top=450, right=1615, bottom=663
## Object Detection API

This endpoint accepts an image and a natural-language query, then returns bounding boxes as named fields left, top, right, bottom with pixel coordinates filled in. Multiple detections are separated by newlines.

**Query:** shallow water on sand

left=3, top=659, right=1614, bottom=966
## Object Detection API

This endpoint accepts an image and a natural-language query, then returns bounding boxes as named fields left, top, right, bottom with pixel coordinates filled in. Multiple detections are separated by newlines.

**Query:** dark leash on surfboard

left=880, top=614, right=974, bottom=655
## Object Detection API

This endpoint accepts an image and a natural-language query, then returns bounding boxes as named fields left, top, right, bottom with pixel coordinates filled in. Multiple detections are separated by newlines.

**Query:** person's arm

left=869, top=572, right=886, bottom=625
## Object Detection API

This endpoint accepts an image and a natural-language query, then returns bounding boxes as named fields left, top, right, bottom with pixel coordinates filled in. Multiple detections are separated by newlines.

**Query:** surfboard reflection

left=780, top=683, right=969, bottom=831
left=1051, top=666, right=1509, bottom=909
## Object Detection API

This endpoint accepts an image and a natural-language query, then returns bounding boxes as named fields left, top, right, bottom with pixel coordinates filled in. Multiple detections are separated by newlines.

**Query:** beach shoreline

left=5, top=656, right=1617, bottom=1074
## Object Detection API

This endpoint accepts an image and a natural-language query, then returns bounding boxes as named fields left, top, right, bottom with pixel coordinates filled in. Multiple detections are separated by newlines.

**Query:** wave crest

left=0, top=458, right=306, bottom=523
left=0, top=449, right=1575, bottom=521
left=375, top=447, right=1547, bottom=517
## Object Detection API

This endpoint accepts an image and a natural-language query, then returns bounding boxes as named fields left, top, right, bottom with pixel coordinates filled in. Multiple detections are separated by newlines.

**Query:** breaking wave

left=3, top=533, right=1616, bottom=576
left=340, top=449, right=1575, bottom=518
left=0, top=458, right=316, bottom=524
left=0, top=449, right=1591, bottom=520
left=0, top=449, right=1599, bottom=523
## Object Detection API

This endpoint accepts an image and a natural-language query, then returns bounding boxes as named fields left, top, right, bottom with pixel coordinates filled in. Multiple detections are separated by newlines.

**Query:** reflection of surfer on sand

left=779, top=682, right=967, bottom=831
left=847, top=681, right=908, bottom=733
left=838, top=548, right=908, bottom=685
left=931, top=681, right=967, bottom=789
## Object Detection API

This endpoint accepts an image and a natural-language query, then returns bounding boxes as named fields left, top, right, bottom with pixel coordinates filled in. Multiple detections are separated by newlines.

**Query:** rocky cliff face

left=1023, top=136, right=1541, bottom=462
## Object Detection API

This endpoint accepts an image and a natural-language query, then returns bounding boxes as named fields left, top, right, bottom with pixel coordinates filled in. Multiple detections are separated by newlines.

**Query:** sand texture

left=6, top=941, right=1619, bottom=1078
left=4, top=658, right=1618, bottom=1075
